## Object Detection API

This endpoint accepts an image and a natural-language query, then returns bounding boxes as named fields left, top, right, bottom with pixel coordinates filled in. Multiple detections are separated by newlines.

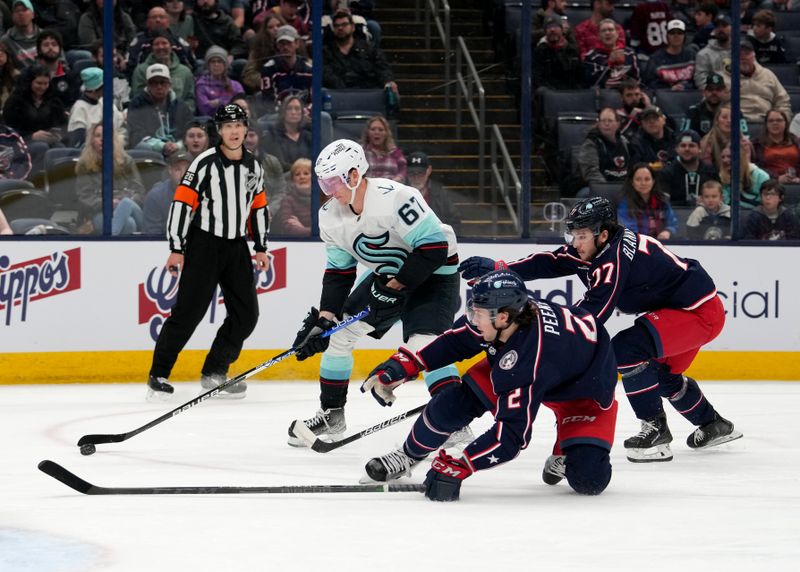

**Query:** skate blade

left=146, top=389, right=174, bottom=403
left=626, top=444, right=673, bottom=463
left=542, top=472, right=564, bottom=485
left=213, top=390, right=246, bottom=400
left=693, top=430, right=743, bottom=450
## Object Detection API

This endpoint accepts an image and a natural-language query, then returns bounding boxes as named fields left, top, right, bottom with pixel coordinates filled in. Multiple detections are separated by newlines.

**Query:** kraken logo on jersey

left=353, top=232, right=408, bottom=275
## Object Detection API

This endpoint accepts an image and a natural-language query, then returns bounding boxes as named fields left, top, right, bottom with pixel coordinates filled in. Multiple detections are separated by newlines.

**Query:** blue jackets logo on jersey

left=499, top=350, right=518, bottom=370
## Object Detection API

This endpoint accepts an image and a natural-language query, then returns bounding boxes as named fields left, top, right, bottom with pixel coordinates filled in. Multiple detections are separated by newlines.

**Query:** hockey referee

left=146, top=103, right=270, bottom=401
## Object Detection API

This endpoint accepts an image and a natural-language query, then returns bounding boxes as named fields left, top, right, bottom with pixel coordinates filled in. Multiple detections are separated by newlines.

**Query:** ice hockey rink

left=2, top=380, right=798, bottom=572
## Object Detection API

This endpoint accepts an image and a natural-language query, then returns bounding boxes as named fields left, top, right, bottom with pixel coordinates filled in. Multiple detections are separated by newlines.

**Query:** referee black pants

left=150, top=228, right=259, bottom=380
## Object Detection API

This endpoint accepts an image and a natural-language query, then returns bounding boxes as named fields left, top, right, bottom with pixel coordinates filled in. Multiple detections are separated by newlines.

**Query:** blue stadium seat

left=653, top=89, right=702, bottom=119
left=325, top=89, right=387, bottom=118
left=764, top=63, right=800, bottom=86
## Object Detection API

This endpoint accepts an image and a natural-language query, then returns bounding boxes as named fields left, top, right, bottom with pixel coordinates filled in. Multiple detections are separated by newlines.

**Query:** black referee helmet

left=214, top=103, right=248, bottom=128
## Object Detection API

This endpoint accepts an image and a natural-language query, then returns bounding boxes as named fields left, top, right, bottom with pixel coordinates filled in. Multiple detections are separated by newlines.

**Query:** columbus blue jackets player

left=358, top=270, right=619, bottom=501
left=460, top=197, right=742, bottom=463
left=286, top=139, right=467, bottom=447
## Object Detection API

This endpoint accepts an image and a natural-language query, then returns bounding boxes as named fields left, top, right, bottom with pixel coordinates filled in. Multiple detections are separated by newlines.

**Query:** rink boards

left=1, top=240, right=798, bottom=383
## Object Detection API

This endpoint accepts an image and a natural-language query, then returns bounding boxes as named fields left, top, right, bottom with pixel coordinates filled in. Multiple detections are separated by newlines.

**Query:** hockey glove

left=424, top=449, right=473, bottom=502
left=292, top=307, right=337, bottom=361
left=365, top=278, right=407, bottom=327
left=457, top=256, right=507, bottom=280
left=360, top=347, right=423, bottom=407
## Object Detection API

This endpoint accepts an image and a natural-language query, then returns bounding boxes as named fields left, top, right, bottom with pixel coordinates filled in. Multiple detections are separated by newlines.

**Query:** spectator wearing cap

left=260, top=24, right=312, bottom=112
left=752, top=109, right=800, bottom=183
left=742, top=179, right=800, bottom=240
left=721, top=40, right=790, bottom=124
left=192, top=0, right=248, bottom=59
left=78, top=0, right=138, bottom=56
left=31, top=0, right=81, bottom=50
left=746, top=9, right=787, bottom=65
left=583, top=18, right=639, bottom=89
left=657, top=129, right=719, bottom=206
left=533, top=0, right=575, bottom=46
left=643, top=19, right=697, bottom=91
left=573, top=0, right=626, bottom=59
left=630, top=106, right=678, bottom=170
left=693, top=13, right=731, bottom=89
left=1, top=0, right=42, bottom=69
left=142, top=150, right=193, bottom=236
left=405, top=151, right=462, bottom=235
left=68, top=67, right=127, bottom=147
left=689, top=2, right=718, bottom=51
left=628, top=1, right=673, bottom=55
left=196, top=45, right=244, bottom=117
left=127, top=63, right=193, bottom=156
left=323, top=9, right=398, bottom=98
left=682, top=72, right=729, bottom=137
left=127, top=7, right=196, bottom=75
left=533, top=16, right=582, bottom=90
left=35, top=29, right=80, bottom=108
left=131, top=30, right=196, bottom=113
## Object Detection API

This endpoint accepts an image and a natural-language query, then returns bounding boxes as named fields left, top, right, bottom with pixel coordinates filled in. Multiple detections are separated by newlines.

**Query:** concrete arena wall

left=0, top=240, right=798, bottom=384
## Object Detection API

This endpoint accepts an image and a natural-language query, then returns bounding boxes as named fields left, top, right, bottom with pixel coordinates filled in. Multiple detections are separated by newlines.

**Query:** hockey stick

left=305, top=403, right=426, bottom=453
left=76, top=309, right=370, bottom=453
left=38, top=460, right=425, bottom=496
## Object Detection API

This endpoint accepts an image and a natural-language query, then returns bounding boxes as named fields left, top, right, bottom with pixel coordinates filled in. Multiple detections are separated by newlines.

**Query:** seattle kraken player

left=287, top=139, right=464, bottom=446
left=459, top=197, right=742, bottom=462
left=359, top=270, right=619, bottom=501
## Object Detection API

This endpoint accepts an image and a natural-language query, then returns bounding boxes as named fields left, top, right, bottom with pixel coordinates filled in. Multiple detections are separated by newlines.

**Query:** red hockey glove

left=424, top=449, right=473, bottom=502
left=360, top=347, right=423, bottom=406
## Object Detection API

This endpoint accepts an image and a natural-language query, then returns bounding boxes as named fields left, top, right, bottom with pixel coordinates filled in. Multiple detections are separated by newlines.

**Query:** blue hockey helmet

left=468, top=270, right=529, bottom=323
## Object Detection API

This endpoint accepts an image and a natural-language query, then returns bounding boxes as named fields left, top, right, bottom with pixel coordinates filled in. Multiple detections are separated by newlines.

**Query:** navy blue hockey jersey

left=415, top=300, right=617, bottom=473
left=506, top=228, right=718, bottom=323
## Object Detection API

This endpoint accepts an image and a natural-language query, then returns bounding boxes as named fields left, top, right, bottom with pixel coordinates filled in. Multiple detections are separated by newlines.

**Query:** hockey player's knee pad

left=564, top=444, right=611, bottom=496
left=613, top=321, right=658, bottom=369
left=326, top=319, right=375, bottom=357
left=425, top=383, right=483, bottom=433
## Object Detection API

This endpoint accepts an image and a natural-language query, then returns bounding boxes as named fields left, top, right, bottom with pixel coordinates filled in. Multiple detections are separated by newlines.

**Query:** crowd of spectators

left=531, top=0, right=800, bottom=240
left=0, top=0, right=467, bottom=238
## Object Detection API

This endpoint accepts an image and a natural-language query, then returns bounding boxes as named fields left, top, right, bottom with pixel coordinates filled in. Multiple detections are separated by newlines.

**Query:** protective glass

left=318, top=176, right=345, bottom=196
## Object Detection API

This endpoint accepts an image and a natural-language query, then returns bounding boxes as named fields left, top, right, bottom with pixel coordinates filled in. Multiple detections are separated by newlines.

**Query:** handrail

left=424, top=0, right=451, bottom=104
left=489, top=124, right=522, bottom=236
left=454, top=36, right=486, bottom=200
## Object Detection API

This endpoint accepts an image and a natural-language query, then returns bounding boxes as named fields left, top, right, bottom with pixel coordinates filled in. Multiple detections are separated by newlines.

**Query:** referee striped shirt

left=166, top=146, right=270, bottom=253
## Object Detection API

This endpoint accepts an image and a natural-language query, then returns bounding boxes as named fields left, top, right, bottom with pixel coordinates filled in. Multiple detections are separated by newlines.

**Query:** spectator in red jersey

left=574, top=0, right=625, bottom=59
left=628, top=1, right=672, bottom=55
left=753, top=109, right=800, bottom=183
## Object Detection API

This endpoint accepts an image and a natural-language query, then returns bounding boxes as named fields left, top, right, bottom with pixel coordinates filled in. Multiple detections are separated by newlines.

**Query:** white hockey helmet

left=315, top=139, right=368, bottom=202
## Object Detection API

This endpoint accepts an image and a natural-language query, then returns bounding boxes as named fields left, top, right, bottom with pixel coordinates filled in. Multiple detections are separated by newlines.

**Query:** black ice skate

left=624, top=414, right=673, bottom=463
left=360, top=448, right=420, bottom=483
left=146, top=375, right=174, bottom=402
left=542, top=454, right=566, bottom=485
left=200, top=374, right=247, bottom=399
left=686, top=413, right=743, bottom=449
left=287, top=407, right=346, bottom=447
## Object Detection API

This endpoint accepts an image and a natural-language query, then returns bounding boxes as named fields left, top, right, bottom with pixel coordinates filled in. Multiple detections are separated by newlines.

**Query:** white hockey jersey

left=319, top=178, right=458, bottom=277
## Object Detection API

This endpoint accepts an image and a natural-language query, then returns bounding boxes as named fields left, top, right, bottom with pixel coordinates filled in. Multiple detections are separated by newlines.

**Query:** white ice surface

left=1, top=381, right=798, bottom=572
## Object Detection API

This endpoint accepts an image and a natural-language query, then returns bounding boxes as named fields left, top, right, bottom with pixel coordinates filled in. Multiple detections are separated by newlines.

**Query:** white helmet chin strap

left=345, top=172, right=362, bottom=205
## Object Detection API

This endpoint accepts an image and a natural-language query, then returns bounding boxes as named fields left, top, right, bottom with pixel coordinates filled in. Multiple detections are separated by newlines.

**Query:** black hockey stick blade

left=310, top=404, right=426, bottom=453
left=76, top=309, right=370, bottom=450
left=38, top=460, right=424, bottom=495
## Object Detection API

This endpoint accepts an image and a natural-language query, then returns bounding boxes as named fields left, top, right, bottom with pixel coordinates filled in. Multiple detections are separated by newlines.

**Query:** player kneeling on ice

left=360, top=269, right=619, bottom=502
left=286, top=139, right=469, bottom=447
